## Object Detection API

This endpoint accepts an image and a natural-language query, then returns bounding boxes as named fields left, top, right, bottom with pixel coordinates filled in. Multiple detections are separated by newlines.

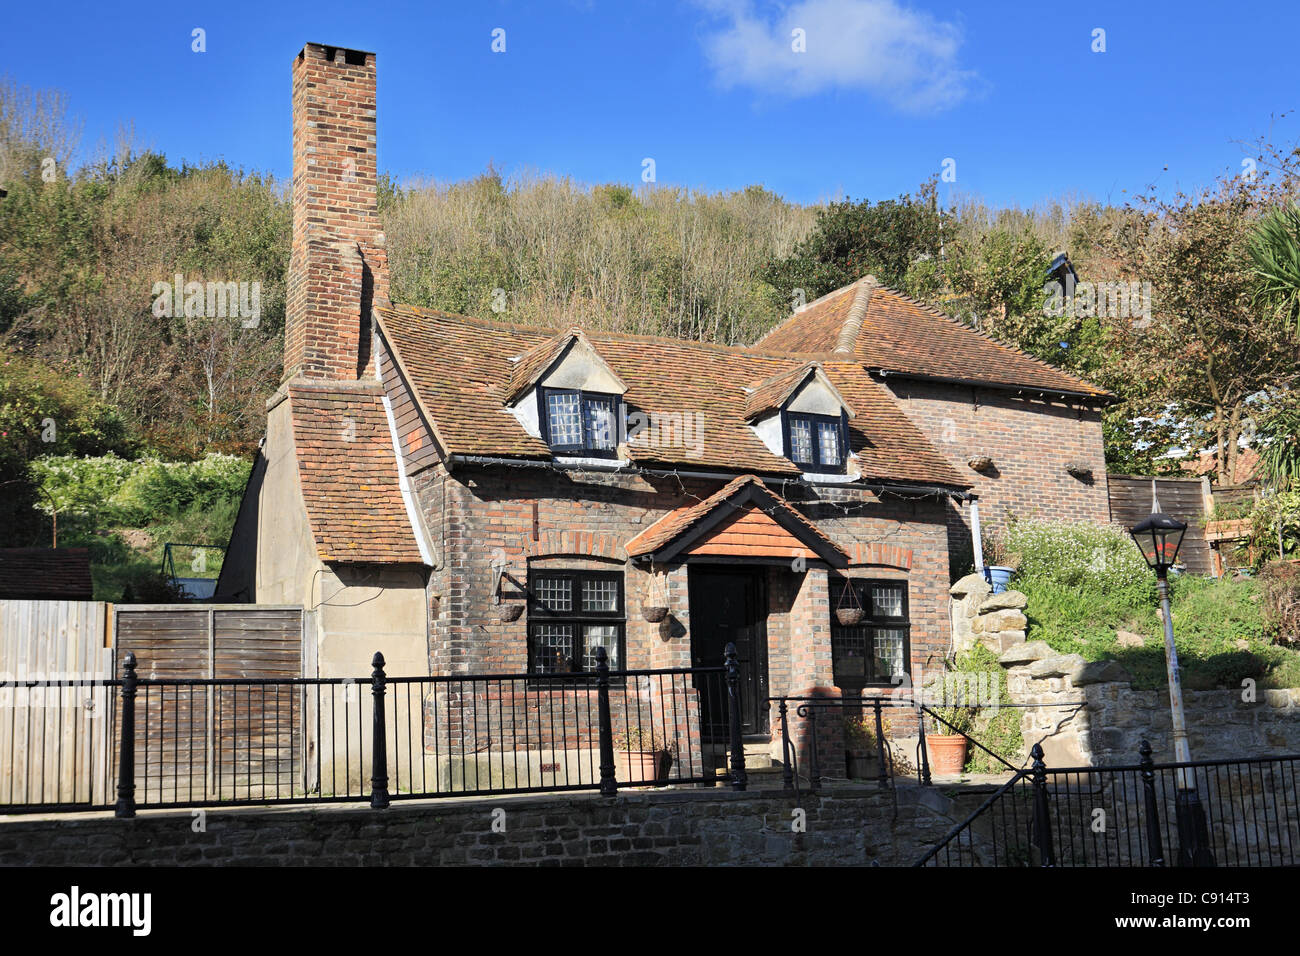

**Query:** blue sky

left=2, top=0, right=1297, bottom=208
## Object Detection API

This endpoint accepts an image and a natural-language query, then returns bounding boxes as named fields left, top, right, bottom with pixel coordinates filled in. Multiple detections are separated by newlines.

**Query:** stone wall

left=1001, top=640, right=1300, bottom=768
left=0, top=785, right=980, bottom=867
left=946, top=573, right=1300, bottom=767
left=949, top=572, right=1027, bottom=657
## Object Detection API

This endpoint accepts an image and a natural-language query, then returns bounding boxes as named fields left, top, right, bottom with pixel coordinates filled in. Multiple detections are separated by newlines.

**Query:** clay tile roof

left=0, top=548, right=93, bottom=600
left=753, top=281, right=1112, bottom=399
left=742, top=362, right=854, bottom=421
left=376, top=305, right=969, bottom=489
left=625, top=475, right=848, bottom=564
left=286, top=380, right=425, bottom=565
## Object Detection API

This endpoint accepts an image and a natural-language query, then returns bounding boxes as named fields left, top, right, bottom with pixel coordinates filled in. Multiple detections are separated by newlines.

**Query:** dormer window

left=539, top=387, right=621, bottom=457
left=783, top=411, right=847, bottom=473
left=744, top=362, right=856, bottom=477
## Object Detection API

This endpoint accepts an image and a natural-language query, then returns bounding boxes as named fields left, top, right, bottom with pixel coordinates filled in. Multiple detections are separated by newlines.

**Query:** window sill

left=552, top=455, right=629, bottom=470
left=798, top=471, right=856, bottom=484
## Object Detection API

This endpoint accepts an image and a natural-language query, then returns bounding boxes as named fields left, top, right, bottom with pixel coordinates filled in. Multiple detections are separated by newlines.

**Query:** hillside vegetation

left=4, top=77, right=1300, bottom=599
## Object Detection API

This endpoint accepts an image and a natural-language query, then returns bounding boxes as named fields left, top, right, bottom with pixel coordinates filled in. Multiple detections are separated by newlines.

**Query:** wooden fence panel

left=0, top=600, right=112, bottom=807
left=113, top=605, right=304, bottom=804
left=1107, top=475, right=1213, bottom=575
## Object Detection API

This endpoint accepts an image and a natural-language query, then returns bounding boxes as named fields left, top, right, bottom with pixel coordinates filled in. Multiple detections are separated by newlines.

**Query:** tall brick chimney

left=285, top=43, right=389, bottom=382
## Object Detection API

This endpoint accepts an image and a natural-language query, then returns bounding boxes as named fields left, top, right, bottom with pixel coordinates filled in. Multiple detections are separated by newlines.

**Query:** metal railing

left=916, top=740, right=1300, bottom=867
left=770, top=694, right=922, bottom=797
left=1, top=645, right=750, bottom=816
left=769, top=694, right=1029, bottom=796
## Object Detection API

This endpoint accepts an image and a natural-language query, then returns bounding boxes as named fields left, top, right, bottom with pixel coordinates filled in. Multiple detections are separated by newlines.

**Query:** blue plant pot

left=984, top=566, right=1015, bottom=594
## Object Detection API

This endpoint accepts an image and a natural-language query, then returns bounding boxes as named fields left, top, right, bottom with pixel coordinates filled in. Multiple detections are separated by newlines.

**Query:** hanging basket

left=496, top=602, right=524, bottom=623
left=640, top=566, right=670, bottom=624
left=834, top=578, right=865, bottom=626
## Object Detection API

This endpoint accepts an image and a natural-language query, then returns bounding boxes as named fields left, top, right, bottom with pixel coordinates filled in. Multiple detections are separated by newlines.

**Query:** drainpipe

left=969, top=494, right=985, bottom=574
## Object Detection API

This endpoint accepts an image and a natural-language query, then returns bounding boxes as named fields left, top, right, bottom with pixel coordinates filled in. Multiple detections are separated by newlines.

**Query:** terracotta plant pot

left=927, top=734, right=968, bottom=776
left=835, top=608, right=865, bottom=626
left=496, top=602, right=524, bottom=622
left=616, top=749, right=666, bottom=786
left=845, top=750, right=879, bottom=779
left=640, top=605, right=669, bottom=623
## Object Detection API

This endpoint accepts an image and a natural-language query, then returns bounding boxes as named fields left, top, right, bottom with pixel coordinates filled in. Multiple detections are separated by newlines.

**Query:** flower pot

left=616, top=749, right=667, bottom=786
left=496, top=602, right=524, bottom=622
left=927, top=734, right=968, bottom=776
left=835, top=607, right=865, bottom=626
left=845, top=750, right=879, bottom=779
left=983, top=565, right=1015, bottom=594
left=640, top=605, right=669, bottom=623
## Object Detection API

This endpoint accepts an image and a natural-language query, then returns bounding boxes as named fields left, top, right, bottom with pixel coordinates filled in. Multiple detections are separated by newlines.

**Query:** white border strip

left=377, top=353, right=435, bottom=567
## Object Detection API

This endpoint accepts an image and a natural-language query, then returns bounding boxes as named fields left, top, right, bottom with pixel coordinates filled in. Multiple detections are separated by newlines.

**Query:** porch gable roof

left=625, top=475, right=849, bottom=566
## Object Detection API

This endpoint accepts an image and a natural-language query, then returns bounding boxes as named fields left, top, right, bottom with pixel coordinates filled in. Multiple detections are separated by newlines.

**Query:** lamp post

left=1129, top=481, right=1215, bottom=866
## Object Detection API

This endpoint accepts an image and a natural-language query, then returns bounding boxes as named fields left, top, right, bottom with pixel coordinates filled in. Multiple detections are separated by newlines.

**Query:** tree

left=762, top=178, right=945, bottom=300
left=1254, top=392, right=1300, bottom=490
left=0, top=349, right=134, bottom=544
left=1248, top=202, right=1300, bottom=332
left=1097, top=173, right=1300, bottom=485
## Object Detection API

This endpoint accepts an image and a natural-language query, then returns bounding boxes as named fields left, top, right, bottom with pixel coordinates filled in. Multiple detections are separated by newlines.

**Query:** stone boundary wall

left=948, top=572, right=1300, bottom=767
left=1002, top=640, right=1300, bottom=767
left=0, top=785, right=979, bottom=867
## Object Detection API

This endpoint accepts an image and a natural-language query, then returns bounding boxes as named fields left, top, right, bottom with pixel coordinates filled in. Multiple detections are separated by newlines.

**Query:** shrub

left=1005, top=518, right=1156, bottom=606
left=29, top=453, right=250, bottom=525
left=1246, top=492, right=1300, bottom=566
left=1259, top=560, right=1300, bottom=646
left=923, top=645, right=1023, bottom=771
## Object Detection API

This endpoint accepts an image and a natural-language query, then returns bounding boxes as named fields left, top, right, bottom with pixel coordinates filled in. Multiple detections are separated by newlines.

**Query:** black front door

left=688, top=567, right=769, bottom=738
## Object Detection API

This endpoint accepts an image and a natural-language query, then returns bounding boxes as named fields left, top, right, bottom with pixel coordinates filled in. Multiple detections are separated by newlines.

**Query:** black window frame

left=781, top=409, right=849, bottom=474
left=526, top=568, right=626, bottom=679
left=537, top=386, right=622, bottom=459
left=830, top=577, right=911, bottom=690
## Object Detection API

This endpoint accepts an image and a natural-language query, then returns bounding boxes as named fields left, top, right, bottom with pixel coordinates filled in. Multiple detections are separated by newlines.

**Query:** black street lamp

left=1129, top=481, right=1215, bottom=866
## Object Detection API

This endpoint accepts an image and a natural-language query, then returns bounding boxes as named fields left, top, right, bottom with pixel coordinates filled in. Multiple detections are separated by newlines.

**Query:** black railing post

left=370, top=652, right=390, bottom=809
left=872, top=698, right=889, bottom=788
left=806, top=706, right=821, bottom=792
left=595, top=646, right=618, bottom=796
left=114, top=652, right=137, bottom=819
left=724, top=642, right=747, bottom=791
left=778, top=699, right=794, bottom=791
left=917, top=706, right=932, bottom=786
left=1139, top=739, right=1165, bottom=867
left=1030, top=743, right=1055, bottom=867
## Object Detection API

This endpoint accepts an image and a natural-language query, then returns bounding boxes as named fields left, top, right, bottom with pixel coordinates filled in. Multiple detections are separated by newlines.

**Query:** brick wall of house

left=407, top=463, right=952, bottom=774
left=285, top=43, right=389, bottom=382
left=885, top=379, right=1110, bottom=564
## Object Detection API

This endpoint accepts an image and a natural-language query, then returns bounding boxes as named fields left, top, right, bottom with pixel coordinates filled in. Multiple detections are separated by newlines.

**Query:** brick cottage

left=217, top=43, right=1112, bottom=776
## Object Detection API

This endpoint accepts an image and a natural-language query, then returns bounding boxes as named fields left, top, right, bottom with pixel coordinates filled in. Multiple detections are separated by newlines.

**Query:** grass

left=1007, top=519, right=1300, bottom=690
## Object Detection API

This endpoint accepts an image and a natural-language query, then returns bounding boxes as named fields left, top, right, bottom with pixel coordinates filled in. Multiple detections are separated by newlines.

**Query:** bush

left=1006, top=518, right=1294, bottom=689
left=1259, top=560, right=1300, bottom=646
left=1246, top=492, right=1300, bottom=566
left=1006, top=518, right=1156, bottom=606
left=29, top=453, right=250, bottom=525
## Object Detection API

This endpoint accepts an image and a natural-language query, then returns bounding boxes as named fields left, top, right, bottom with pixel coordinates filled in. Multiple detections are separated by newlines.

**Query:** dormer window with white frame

left=745, top=362, right=856, bottom=478
left=505, top=328, right=630, bottom=461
